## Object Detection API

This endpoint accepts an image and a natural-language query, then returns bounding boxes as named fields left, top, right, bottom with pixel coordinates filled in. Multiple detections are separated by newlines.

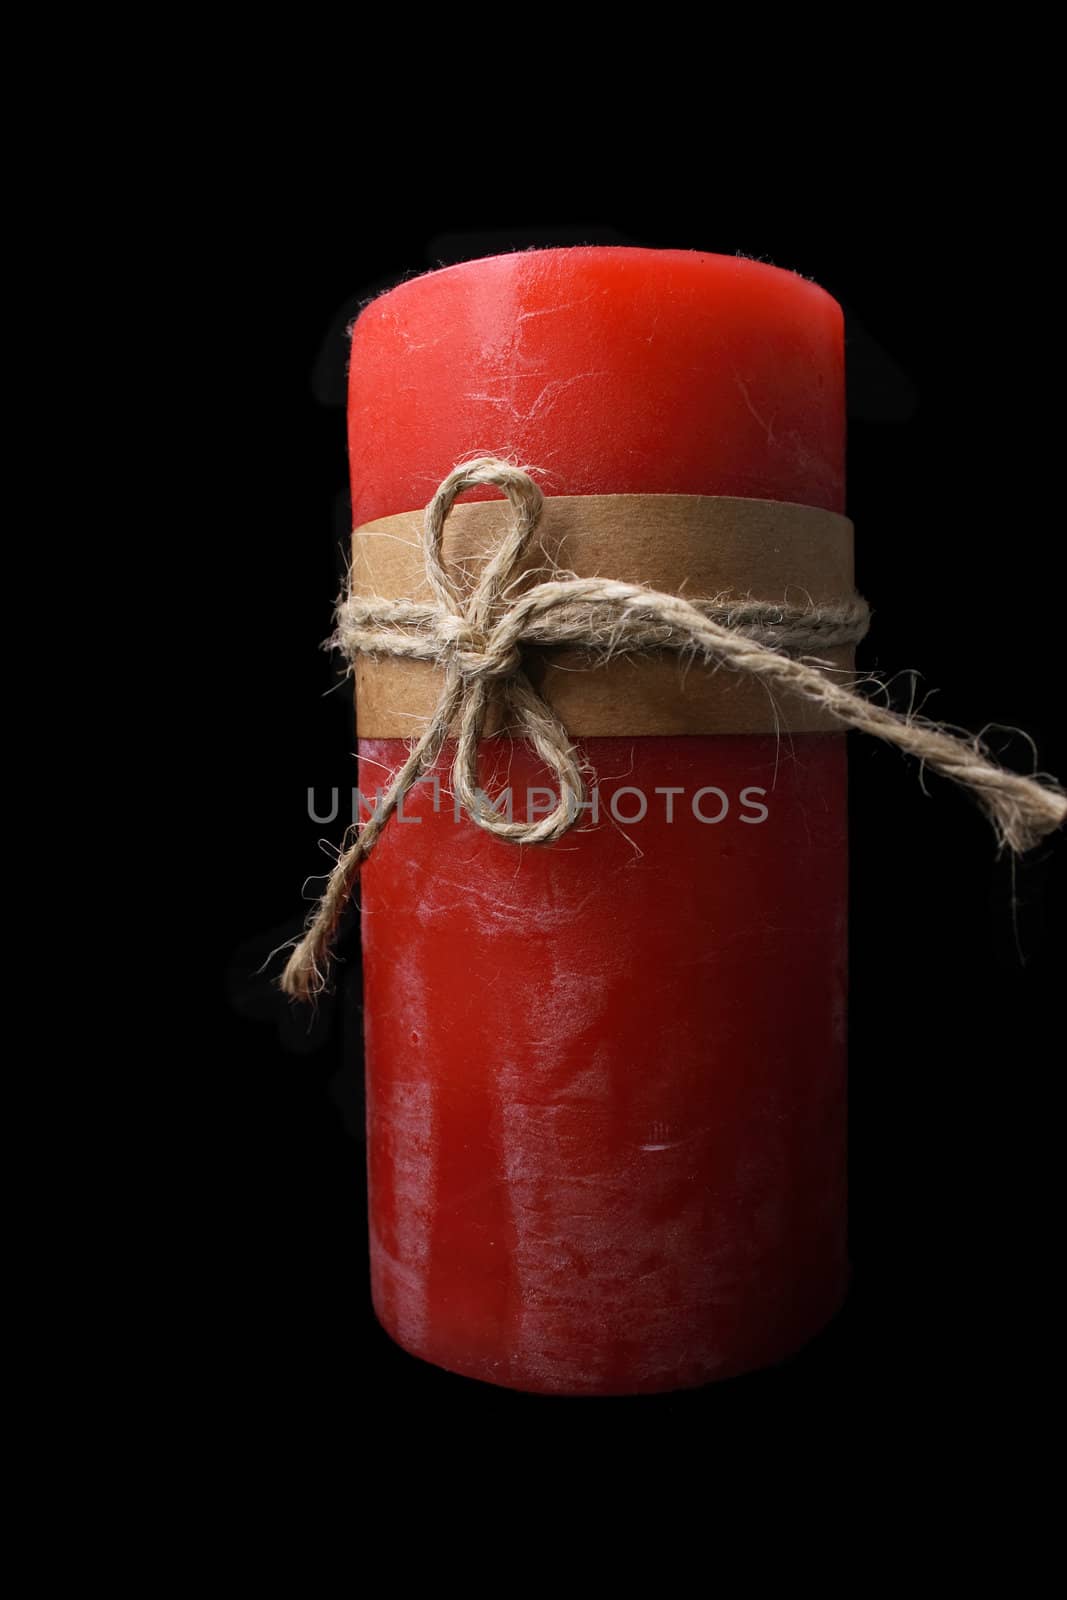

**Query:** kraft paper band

left=351, top=493, right=856, bottom=738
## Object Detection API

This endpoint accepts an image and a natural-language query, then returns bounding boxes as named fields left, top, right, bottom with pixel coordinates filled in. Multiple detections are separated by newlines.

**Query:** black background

left=205, top=196, right=1063, bottom=1441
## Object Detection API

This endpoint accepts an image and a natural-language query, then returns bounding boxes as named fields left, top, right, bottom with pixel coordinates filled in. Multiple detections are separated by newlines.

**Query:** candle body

left=350, top=249, right=848, bottom=1394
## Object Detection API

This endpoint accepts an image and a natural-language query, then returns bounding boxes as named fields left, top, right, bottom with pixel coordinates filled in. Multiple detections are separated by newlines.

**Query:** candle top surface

left=348, top=246, right=845, bottom=521
left=364, top=245, right=839, bottom=313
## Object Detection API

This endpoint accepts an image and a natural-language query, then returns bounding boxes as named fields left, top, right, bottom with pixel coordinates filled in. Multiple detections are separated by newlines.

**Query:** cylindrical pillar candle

left=349, top=248, right=848, bottom=1395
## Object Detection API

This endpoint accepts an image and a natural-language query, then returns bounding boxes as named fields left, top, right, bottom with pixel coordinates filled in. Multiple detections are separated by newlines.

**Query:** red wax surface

left=349, top=249, right=848, bottom=1394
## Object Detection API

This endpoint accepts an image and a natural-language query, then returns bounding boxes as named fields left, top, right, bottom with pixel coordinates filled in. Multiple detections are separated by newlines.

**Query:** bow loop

left=423, top=457, right=545, bottom=628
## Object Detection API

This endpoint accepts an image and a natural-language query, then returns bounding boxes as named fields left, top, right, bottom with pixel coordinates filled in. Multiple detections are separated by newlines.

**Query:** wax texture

left=350, top=248, right=848, bottom=1394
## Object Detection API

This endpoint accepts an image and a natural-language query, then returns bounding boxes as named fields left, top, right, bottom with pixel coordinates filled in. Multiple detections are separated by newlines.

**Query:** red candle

left=350, top=247, right=848, bottom=1394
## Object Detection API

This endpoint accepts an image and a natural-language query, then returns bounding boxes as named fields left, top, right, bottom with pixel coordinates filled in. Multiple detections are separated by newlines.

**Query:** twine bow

left=281, top=457, right=1065, bottom=1000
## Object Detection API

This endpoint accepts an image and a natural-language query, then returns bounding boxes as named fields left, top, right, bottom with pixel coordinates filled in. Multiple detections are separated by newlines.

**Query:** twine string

left=281, top=457, right=1065, bottom=999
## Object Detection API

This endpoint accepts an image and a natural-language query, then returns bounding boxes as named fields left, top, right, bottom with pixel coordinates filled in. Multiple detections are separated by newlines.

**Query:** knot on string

left=435, top=615, right=521, bottom=681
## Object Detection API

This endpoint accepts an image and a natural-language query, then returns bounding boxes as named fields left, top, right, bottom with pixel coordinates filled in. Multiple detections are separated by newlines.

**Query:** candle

left=350, top=247, right=848, bottom=1395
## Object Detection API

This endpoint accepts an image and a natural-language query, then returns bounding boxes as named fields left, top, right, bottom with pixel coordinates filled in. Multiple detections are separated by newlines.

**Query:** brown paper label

left=351, top=494, right=855, bottom=737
